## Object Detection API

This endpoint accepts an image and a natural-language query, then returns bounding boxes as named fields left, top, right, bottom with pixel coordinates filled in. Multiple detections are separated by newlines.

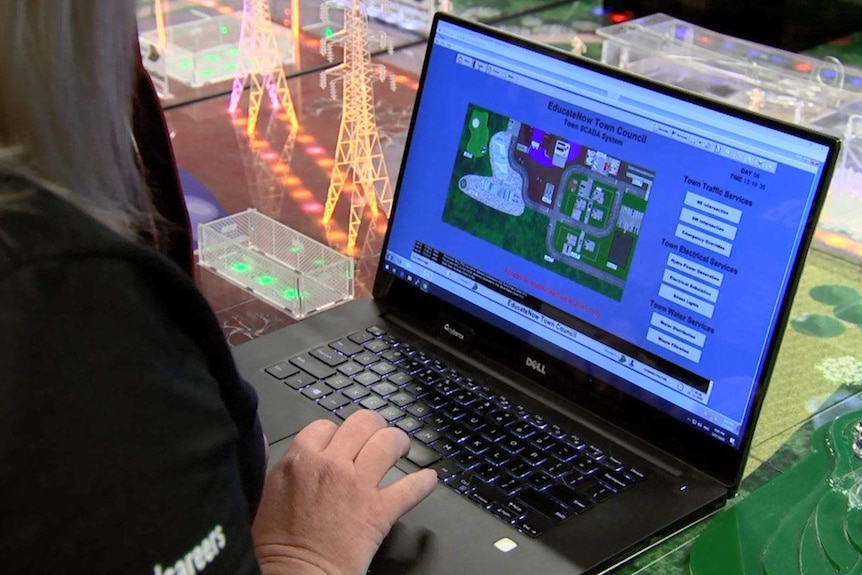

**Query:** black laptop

left=232, top=13, right=839, bottom=574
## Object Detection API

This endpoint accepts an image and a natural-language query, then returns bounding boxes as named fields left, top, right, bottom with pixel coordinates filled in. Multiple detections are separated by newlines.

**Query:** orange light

left=230, top=121, right=353, bottom=245
left=698, top=35, right=712, bottom=45
left=795, top=62, right=813, bottom=73
left=217, top=6, right=233, bottom=14
left=394, top=74, right=420, bottom=91
left=290, top=189, right=314, bottom=201
left=815, top=230, right=862, bottom=257
left=824, top=233, right=849, bottom=247
left=326, top=229, right=348, bottom=242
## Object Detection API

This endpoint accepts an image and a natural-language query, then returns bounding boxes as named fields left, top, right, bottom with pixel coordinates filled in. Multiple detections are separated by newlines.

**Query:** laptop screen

left=380, top=16, right=837, bottom=453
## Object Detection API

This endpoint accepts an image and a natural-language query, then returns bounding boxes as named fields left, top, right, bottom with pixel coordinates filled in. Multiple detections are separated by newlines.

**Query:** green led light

left=282, top=288, right=299, bottom=300
left=325, top=27, right=334, bottom=37
left=256, top=275, right=276, bottom=286
left=289, top=244, right=304, bottom=253
left=206, top=54, right=219, bottom=62
left=220, top=26, right=229, bottom=34
left=200, top=69, right=215, bottom=78
left=226, top=63, right=237, bottom=71
left=314, top=258, right=326, bottom=265
left=178, top=59, right=192, bottom=68
left=230, top=261, right=253, bottom=274
left=229, top=47, right=240, bottom=56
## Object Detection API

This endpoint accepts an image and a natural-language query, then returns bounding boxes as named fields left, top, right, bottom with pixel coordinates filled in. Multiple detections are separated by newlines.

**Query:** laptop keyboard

left=264, top=325, right=646, bottom=537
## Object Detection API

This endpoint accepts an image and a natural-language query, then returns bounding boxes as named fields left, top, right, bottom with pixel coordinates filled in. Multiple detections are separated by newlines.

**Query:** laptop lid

left=374, top=13, right=840, bottom=488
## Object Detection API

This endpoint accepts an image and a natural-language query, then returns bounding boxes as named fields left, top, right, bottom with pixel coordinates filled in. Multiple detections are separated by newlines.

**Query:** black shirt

left=0, top=178, right=265, bottom=573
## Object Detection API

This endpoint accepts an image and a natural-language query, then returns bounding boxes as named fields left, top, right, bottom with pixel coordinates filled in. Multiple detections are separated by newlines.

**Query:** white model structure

left=139, top=0, right=298, bottom=97
left=319, top=0, right=396, bottom=255
left=138, top=0, right=173, bottom=99
left=571, top=35, right=586, bottom=57
left=229, top=0, right=299, bottom=139
left=366, top=0, right=451, bottom=32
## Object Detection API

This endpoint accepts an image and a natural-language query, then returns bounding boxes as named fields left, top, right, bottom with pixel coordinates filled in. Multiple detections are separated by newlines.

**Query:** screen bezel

left=373, top=12, right=841, bottom=488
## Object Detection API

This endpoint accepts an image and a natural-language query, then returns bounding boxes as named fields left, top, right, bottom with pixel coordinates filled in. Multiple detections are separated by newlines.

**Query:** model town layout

left=443, top=104, right=655, bottom=301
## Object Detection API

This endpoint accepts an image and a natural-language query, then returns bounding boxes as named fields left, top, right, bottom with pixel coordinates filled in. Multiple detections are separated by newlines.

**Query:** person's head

left=0, top=0, right=148, bottom=235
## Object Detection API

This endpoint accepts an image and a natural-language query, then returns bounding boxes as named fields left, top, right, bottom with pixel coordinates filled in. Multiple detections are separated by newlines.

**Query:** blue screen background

left=387, top=43, right=824, bottom=429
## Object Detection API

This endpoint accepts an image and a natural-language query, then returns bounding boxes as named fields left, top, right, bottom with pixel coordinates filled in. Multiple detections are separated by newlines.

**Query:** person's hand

left=251, top=409, right=438, bottom=575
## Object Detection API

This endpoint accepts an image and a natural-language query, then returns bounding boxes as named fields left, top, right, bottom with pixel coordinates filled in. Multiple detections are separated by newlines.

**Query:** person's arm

left=0, top=256, right=261, bottom=573
left=0, top=251, right=436, bottom=575
left=252, top=410, right=437, bottom=575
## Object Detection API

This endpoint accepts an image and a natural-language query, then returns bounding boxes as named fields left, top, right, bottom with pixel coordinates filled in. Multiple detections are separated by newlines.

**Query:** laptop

left=232, top=13, right=840, bottom=574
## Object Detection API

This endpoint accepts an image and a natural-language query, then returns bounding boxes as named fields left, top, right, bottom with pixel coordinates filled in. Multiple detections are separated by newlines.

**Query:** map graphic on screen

left=443, top=103, right=656, bottom=301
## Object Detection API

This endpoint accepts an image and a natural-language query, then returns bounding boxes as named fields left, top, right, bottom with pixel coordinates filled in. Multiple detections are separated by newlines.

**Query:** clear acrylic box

left=597, top=13, right=856, bottom=124
left=597, top=13, right=862, bottom=256
left=139, top=13, right=295, bottom=89
left=198, top=210, right=354, bottom=319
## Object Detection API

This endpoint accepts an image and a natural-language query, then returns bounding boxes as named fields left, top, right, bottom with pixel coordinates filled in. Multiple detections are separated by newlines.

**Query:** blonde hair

left=0, top=0, right=149, bottom=236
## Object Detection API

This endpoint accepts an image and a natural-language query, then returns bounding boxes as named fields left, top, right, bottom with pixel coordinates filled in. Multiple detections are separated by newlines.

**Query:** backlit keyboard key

left=265, top=361, right=299, bottom=380
left=329, top=338, right=364, bottom=356
left=284, top=372, right=317, bottom=390
left=324, top=374, right=352, bottom=390
left=348, top=331, right=375, bottom=344
left=414, top=428, right=442, bottom=444
left=359, top=395, right=387, bottom=410
left=310, top=346, right=346, bottom=367
left=318, top=394, right=351, bottom=411
left=301, top=383, right=333, bottom=400
left=290, top=354, right=336, bottom=380
left=284, top=326, right=646, bottom=538
left=396, top=417, right=423, bottom=433
left=378, top=405, right=405, bottom=422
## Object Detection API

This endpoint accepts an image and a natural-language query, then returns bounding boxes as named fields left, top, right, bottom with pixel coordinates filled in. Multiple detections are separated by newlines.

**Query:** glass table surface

left=156, top=2, right=862, bottom=572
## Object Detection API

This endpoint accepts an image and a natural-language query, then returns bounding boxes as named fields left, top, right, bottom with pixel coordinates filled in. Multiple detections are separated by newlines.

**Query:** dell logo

left=526, top=357, right=546, bottom=375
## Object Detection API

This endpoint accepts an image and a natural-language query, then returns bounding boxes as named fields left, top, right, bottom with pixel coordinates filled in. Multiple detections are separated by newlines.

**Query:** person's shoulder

left=0, top=175, right=136, bottom=273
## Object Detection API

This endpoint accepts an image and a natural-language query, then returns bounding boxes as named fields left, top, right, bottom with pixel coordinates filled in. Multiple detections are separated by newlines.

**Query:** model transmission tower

left=319, top=0, right=396, bottom=255
left=229, top=0, right=298, bottom=140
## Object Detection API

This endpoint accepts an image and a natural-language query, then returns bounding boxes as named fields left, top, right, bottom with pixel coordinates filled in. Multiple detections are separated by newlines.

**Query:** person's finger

left=354, top=426, right=410, bottom=485
left=378, top=468, right=438, bottom=521
left=323, top=409, right=387, bottom=461
left=292, top=418, right=339, bottom=453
